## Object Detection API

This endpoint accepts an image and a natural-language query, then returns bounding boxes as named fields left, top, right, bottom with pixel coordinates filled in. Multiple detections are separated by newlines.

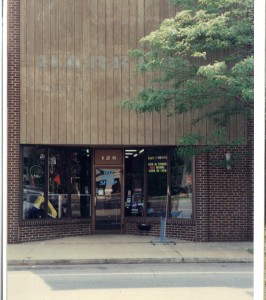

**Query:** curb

left=7, top=257, right=253, bottom=266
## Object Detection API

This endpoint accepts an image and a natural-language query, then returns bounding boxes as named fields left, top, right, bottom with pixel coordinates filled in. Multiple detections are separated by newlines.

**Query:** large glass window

left=124, top=149, right=144, bottom=217
left=22, top=146, right=92, bottom=220
left=170, top=149, right=193, bottom=219
left=147, top=149, right=168, bottom=217
left=48, top=149, right=68, bottom=218
left=69, top=149, right=91, bottom=217
left=124, top=147, right=193, bottom=219
left=23, top=146, right=46, bottom=219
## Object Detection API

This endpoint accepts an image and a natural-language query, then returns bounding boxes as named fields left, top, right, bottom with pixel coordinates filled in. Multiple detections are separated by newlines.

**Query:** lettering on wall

left=37, top=54, right=135, bottom=70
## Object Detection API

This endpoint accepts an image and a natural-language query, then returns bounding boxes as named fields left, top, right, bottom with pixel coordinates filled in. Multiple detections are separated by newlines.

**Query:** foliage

left=120, top=0, right=253, bottom=150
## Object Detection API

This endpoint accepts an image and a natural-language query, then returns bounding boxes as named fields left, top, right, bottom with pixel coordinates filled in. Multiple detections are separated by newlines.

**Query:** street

left=8, top=263, right=253, bottom=300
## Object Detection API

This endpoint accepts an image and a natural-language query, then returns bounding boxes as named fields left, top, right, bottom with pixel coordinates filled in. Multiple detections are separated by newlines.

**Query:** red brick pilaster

left=7, top=0, right=20, bottom=243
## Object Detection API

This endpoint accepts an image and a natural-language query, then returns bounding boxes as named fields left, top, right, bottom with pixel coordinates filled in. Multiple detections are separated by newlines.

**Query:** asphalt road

left=8, top=263, right=253, bottom=300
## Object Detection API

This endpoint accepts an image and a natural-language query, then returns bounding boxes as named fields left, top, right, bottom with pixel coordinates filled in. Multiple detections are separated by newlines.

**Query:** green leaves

left=120, top=0, right=253, bottom=148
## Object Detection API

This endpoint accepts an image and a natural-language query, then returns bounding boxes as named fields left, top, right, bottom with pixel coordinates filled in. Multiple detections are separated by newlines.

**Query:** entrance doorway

left=94, top=168, right=122, bottom=231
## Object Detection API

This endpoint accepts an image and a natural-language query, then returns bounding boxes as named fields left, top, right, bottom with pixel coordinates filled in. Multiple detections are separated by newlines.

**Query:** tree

left=121, top=0, right=253, bottom=150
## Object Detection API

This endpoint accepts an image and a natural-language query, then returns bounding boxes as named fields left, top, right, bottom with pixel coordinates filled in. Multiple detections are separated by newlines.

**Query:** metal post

left=151, top=186, right=176, bottom=245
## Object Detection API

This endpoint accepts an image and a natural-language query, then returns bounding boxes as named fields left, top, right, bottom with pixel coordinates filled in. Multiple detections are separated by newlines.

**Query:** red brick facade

left=7, top=0, right=253, bottom=243
left=124, top=137, right=253, bottom=242
left=7, top=0, right=20, bottom=243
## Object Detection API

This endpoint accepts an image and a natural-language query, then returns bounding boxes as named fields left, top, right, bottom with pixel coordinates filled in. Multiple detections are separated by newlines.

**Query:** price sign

left=148, top=155, right=167, bottom=173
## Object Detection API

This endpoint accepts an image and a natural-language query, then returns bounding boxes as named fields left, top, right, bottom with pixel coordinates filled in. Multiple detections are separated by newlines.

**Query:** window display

left=170, top=150, right=193, bottom=219
left=147, top=149, right=168, bottom=217
left=23, top=146, right=192, bottom=221
left=23, top=146, right=46, bottom=219
left=48, top=149, right=68, bottom=218
left=22, top=146, right=92, bottom=220
left=124, top=147, right=193, bottom=219
left=124, top=149, right=144, bottom=217
left=70, top=150, right=91, bottom=217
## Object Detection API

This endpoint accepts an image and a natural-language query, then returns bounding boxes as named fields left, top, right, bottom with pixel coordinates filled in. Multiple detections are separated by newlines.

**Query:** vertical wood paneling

left=26, top=0, right=35, bottom=143
left=136, top=0, right=145, bottom=145
left=206, top=51, right=221, bottom=144
left=42, top=0, right=52, bottom=144
left=236, top=114, right=246, bottom=142
left=34, top=0, right=43, bottom=143
left=229, top=114, right=238, bottom=142
left=106, top=0, right=114, bottom=144
left=20, top=0, right=246, bottom=146
left=129, top=0, right=137, bottom=144
left=113, top=0, right=122, bottom=144
left=20, top=0, right=27, bottom=143
left=121, top=0, right=130, bottom=144
left=74, top=0, right=83, bottom=143
left=197, top=107, right=208, bottom=144
left=144, top=0, right=153, bottom=145
left=58, top=0, right=67, bottom=143
left=183, top=111, right=192, bottom=138
left=164, top=0, right=176, bottom=145
left=152, top=0, right=162, bottom=145
left=66, top=0, right=75, bottom=143
left=90, top=0, right=98, bottom=144
left=82, top=0, right=91, bottom=143
left=50, top=0, right=59, bottom=143
left=97, top=0, right=106, bottom=144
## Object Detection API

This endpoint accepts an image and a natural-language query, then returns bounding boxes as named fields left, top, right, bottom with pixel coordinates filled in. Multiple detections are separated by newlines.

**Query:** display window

left=22, top=146, right=192, bottom=221
left=22, top=146, right=92, bottom=220
left=170, top=149, right=193, bottom=219
left=124, top=147, right=193, bottom=219
left=22, top=146, right=46, bottom=219
left=147, top=149, right=168, bottom=217
left=124, top=149, right=145, bottom=217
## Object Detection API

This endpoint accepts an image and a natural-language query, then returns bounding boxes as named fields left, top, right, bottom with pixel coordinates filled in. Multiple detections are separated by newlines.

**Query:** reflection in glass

left=22, top=146, right=92, bottom=219
left=48, top=149, right=68, bottom=218
left=22, top=146, right=45, bottom=219
left=147, top=149, right=168, bottom=217
left=170, top=150, right=193, bottom=219
left=95, top=168, right=121, bottom=229
left=70, top=149, right=91, bottom=217
left=124, top=149, right=144, bottom=217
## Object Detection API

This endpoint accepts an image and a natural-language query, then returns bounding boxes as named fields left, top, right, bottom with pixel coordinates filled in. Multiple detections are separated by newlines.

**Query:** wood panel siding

left=20, top=0, right=246, bottom=146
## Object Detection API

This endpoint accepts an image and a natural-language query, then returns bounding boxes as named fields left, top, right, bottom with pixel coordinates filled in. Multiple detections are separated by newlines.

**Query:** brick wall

left=196, top=145, right=253, bottom=241
left=124, top=217, right=196, bottom=241
left=7, top=0, right=20, bottom=243
left=124, top=135, right=253, bottom=242
left=208, top=147, right=251, bottom=241
left=19, top=220, right=92, bottom=243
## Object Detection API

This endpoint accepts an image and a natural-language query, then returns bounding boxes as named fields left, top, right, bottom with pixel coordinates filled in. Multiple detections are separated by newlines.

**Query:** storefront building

left=8, top=0, right=253, bottom=243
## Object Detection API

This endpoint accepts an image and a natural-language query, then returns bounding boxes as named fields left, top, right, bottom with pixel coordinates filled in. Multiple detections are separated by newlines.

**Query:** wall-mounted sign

left=148, top=156, right=167, bottom=173
left=94, top=149, right=123, bottom=165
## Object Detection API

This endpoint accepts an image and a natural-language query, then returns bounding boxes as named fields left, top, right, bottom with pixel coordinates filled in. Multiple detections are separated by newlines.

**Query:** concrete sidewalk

left=7, top=234, right=253, bottom=266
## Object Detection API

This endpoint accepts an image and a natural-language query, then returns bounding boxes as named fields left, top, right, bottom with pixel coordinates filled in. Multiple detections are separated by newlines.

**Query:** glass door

left=95, top=168, right=122, bottom=230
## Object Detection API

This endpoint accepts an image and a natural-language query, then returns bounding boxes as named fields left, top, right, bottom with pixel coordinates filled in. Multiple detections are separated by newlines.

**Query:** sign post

left=151, top=185, right=176, bottom=245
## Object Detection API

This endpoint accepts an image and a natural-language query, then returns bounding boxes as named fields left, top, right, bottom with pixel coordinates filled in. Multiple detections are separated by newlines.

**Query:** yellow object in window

left=34, top=194, right=57, bottom=218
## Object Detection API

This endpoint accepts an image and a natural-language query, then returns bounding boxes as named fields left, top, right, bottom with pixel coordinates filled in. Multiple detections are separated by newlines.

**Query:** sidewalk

left=7, top=234, right=253, bottom=266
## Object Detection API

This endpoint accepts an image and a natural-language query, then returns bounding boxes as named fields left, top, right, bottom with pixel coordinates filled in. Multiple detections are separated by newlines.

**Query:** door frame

left=92, top=148, right=124, bottom=233
left=92, top=166, right=124, bottom=233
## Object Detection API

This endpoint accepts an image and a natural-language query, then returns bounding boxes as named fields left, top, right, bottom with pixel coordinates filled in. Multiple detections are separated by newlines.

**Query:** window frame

left=21, top=145, right=92, bottom=221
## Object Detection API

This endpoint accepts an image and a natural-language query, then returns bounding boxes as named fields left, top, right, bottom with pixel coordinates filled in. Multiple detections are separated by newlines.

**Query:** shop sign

left=94, top=149, right=123, bottom=165
left=148, top=155, right=167, bottom=173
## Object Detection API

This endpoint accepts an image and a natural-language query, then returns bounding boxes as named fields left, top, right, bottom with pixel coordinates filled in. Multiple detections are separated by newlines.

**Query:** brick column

left=195, top=152, right=210, bottom=242
left=7, top=0, right=20, bottom=243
